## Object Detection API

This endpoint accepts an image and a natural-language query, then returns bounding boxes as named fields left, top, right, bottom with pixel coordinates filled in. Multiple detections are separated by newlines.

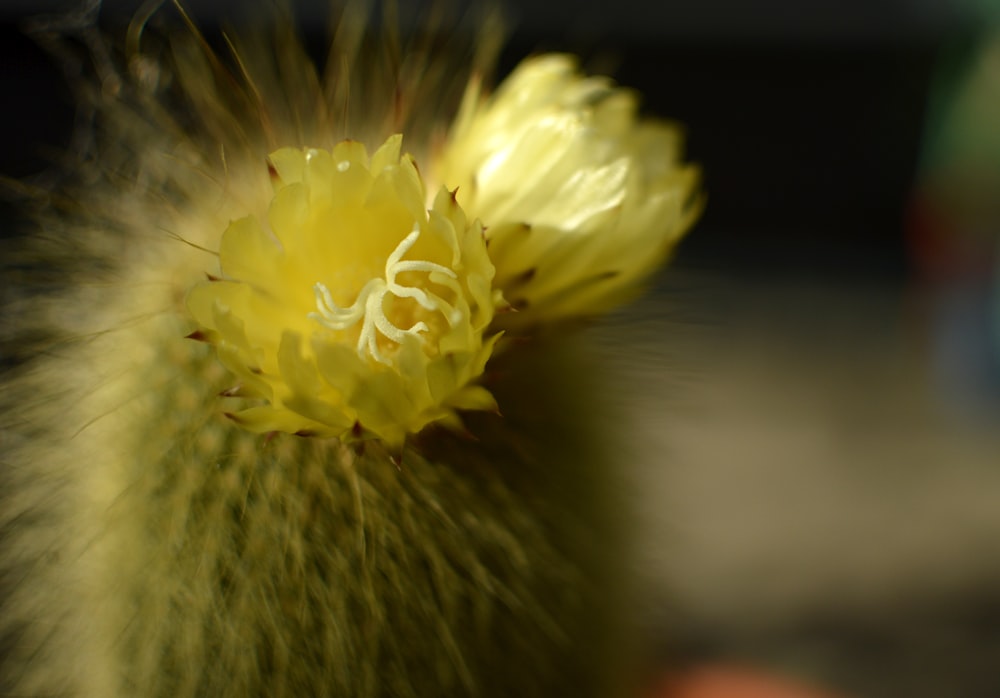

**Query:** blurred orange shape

left=652, top=665, right=848, bottom=698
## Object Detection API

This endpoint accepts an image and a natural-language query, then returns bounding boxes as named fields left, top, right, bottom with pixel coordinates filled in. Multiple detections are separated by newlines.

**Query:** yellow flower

left=434, top=54, right=703, bottom=323
left=186, top=135, right=503, bottom=445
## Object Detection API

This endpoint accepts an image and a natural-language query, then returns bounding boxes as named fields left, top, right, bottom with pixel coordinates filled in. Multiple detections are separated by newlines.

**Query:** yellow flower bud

left=435, top=54, right=703, bottom=323
left=187, top=135, right=503, bottom=445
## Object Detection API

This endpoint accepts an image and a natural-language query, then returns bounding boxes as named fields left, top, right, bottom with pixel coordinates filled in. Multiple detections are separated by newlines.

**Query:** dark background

left=0, top=0, right=970, bottom=277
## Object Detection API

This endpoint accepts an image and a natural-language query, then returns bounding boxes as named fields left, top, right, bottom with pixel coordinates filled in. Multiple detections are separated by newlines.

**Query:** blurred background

left=2, top=1, right=999, bottom=696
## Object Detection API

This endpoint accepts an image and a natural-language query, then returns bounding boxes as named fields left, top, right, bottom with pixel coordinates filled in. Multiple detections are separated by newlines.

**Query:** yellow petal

left=219, top=216, right=281, bottom=282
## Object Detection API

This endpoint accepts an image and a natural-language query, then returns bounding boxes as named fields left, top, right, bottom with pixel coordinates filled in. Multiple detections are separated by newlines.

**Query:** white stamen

left=309, top=226, right=460, bottom=364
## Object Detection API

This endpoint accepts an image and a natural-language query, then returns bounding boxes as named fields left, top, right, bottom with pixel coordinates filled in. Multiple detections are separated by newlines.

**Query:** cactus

left=1, top=2, right=700, bottom=695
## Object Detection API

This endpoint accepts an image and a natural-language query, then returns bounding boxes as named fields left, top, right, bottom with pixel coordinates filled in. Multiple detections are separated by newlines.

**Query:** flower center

left=308, top=225, right=460, bottom=365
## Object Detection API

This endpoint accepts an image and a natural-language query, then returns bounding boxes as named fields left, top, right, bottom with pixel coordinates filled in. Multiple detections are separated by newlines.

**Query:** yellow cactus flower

left=186, top=135, right=503, bottom=445
left=434, top=54, right=703, bottom=323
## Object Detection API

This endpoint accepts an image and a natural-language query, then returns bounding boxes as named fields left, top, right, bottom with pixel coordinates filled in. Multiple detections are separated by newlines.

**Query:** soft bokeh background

left=3, top=1, right=999, bottom=696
